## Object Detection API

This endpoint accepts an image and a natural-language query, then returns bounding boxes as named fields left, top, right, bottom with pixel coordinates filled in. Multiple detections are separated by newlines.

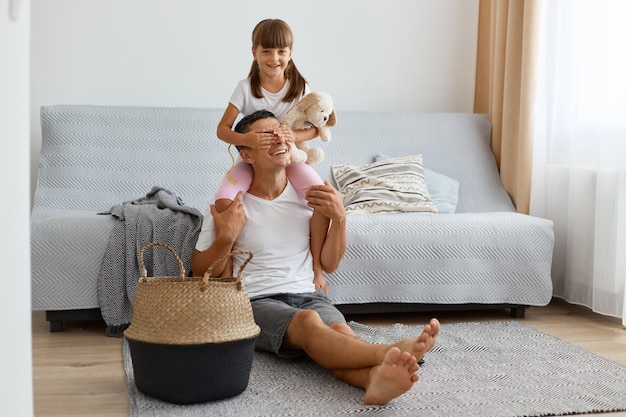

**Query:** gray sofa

left=31, top=105, right=554, bottom=331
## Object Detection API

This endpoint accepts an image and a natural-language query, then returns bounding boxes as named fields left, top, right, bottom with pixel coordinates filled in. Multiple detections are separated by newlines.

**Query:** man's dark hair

left=234, top=110, right=277, bottom=151
left=234, top=109, right=277, bottom=135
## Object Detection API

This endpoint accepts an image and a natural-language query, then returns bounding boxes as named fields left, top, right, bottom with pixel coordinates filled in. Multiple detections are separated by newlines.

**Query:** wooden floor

left=32, top=298, right=626, bottom=417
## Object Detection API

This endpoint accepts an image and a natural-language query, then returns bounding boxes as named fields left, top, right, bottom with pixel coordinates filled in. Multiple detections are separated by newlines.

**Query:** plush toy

left=281, top=91, right=336, bottom=164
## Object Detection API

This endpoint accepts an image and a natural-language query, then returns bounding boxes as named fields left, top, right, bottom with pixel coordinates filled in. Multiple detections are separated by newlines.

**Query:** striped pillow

left=332, top=154, right=437, bottom=214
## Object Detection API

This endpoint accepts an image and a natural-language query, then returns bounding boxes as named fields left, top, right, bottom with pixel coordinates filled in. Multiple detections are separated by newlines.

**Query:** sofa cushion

left=331, top=154, right=437, bottom=214
left=374, top=153, right=460, bottom=213
left=423, top=168, right=460, bottom=213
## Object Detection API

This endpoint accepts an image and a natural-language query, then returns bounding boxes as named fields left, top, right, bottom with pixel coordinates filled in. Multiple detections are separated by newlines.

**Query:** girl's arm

left=216, top=103, right=274, bottom=149
left=293, top=126, right=319, bottom=142
left=217, top=103, right=246, bottom=146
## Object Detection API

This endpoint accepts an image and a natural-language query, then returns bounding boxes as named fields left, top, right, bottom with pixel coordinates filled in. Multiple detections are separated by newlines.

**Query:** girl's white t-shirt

left=195, top=180, right=316, bottom=298
left=229, top=79, right=310, bottom=121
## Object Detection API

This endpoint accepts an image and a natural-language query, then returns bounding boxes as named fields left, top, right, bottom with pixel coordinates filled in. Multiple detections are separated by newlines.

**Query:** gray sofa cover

left=31, top=105, right=554, bottom=330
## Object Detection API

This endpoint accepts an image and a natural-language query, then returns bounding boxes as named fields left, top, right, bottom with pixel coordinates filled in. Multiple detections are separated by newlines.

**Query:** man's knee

left=330, top=322, right=355, bottom=336
left=291, top=309, right=323, bottom=329
left=282, top=309, right=324, bottom=350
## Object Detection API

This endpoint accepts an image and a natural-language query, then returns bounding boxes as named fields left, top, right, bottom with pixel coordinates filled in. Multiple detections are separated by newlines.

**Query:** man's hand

left=192, top=192, right=245, bottom=278
left=305, top=181, right=346, bottom=222
left=211, top=191, right=246, bottom=244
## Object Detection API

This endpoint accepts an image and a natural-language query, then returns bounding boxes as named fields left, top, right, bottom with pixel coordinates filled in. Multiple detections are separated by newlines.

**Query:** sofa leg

left=49, top=320, right=64, bottom=332
left=510, top=306, right=526, bottom=318
left=45, top=308, right=103, bottom=332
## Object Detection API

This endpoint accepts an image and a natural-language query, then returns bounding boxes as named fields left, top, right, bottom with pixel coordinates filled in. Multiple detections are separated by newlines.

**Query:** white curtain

left=531, top=0, right=626, bottom=325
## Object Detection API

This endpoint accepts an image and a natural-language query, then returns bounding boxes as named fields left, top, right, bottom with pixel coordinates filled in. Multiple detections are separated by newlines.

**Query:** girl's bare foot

left=313, top=270, right=329, bottom=293
left=364, top=347, right=419, bottom=405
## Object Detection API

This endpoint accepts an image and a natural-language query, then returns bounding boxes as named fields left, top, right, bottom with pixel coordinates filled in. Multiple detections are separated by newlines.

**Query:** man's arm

left=305, top=181, right=347, bottom=273
left=191, top=192, right=245, bottom=277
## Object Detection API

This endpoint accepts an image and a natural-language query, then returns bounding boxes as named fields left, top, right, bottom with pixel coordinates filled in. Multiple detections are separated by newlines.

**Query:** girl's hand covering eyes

left=245, top=129, right=276, bottom=150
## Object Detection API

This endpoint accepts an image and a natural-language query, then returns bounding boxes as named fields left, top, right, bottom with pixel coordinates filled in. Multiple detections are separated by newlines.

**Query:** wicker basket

left=124, top=242, right=260, bottom=404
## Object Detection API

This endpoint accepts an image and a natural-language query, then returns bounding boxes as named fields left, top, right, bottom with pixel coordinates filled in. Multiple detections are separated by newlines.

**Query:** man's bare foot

left=394, top=318, right=440, bottom=360
left=364, top=347, right=419, bottom=405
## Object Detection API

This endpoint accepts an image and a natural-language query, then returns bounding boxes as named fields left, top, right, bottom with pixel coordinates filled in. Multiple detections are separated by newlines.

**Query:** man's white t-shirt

left=195, top=180, right=316, bottom=298
left=229, top=79, right=310, bottom=121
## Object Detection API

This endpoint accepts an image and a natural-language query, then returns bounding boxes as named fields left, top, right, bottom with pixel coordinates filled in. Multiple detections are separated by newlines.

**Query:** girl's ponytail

left=248, top=61, right=262, bottom=98
left=284, top=61, right=307, bottom=102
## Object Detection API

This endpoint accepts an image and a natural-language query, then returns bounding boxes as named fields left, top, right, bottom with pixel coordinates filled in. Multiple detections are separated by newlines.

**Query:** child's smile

left=253, top=46, right=292, bottom=78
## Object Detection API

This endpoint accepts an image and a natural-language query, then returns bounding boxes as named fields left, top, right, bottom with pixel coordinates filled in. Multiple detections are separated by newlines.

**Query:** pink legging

left=215, top=160, right=324, bottom=200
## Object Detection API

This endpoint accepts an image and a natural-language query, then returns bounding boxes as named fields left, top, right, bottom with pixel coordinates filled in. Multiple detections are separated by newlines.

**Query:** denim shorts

left=250, top=290, right=346, bottom=358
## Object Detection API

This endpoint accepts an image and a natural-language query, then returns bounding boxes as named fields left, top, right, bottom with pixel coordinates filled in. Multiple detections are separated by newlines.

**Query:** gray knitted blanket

left=97, top=187, right=203, bottom=336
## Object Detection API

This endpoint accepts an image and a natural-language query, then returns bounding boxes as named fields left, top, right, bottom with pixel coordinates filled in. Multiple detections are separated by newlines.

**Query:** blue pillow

left=374, top=154, right=459, bottom=213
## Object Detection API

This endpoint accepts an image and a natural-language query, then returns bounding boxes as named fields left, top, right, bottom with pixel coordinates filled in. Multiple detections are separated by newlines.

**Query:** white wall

left=30, top=0, right=479, bottom=199
left=1, top=0, right=34, bottom=415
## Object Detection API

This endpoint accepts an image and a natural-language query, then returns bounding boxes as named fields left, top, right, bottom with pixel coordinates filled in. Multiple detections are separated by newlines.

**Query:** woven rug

left=123, top=321, right=626, bottom=417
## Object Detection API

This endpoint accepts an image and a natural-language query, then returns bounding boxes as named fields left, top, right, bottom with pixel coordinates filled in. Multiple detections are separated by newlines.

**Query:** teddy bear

left=281, top=91, right=336, bottom=164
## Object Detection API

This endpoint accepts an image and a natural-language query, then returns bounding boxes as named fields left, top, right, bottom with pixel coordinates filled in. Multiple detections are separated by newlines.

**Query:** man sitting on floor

left=191, top=109, right=440, bottom=405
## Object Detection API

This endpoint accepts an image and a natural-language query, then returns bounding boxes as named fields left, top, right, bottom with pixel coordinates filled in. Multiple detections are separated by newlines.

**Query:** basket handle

left=204, top=250, right=254, bottom=291
left=139, top=242, right=185, bottom=280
